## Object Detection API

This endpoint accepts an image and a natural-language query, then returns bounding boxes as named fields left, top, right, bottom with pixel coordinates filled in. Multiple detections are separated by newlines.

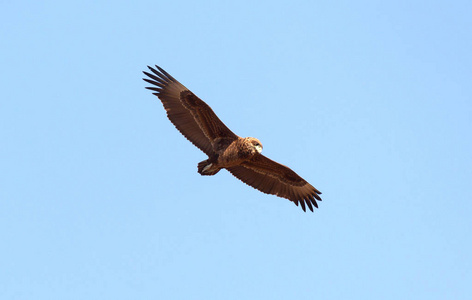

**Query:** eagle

left=143, top=65, right=322, bottom=212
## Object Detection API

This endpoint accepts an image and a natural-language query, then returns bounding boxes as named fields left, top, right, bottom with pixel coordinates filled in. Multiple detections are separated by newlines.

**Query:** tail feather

left=198, top=160, right=220, bottom=176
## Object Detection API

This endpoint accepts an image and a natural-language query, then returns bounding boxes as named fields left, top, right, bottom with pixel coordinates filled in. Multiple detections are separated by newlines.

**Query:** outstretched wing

left=227, top=155, right=322, bottom=212
left=143, top=65, right=238, bottom=156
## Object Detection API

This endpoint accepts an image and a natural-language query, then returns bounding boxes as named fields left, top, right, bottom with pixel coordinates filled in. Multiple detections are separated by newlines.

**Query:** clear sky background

left=1, top=1, right=471, bottom=299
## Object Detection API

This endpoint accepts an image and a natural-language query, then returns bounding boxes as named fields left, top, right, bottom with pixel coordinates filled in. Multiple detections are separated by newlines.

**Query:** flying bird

left=143, top=65, right=322, bottom=212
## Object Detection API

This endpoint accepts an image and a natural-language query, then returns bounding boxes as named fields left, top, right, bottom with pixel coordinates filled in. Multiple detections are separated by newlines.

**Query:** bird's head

left=248, top=137, right=263, bottom=154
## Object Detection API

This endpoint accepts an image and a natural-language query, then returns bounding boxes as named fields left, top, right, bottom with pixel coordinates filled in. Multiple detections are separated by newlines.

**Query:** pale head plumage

left=246, top=137, right=263, bottom=154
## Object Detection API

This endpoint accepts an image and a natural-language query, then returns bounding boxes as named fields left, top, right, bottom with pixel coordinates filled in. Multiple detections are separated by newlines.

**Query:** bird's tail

left=198, top=159, right=220, bottom=176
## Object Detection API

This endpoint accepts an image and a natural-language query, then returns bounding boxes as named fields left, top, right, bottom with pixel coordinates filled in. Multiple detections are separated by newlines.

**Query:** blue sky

left=1, top=0, right=471, bottom=299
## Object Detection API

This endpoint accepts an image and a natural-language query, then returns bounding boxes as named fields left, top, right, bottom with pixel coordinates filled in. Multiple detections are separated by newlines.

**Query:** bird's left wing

left=227, top=155, right=322, bottom=212
left=143, top=65, right=238, bottom=156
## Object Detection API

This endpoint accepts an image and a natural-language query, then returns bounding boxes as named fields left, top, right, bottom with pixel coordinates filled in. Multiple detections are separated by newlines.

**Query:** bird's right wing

left=227, top=155, right=322, bottom=212
left=143, top=65, right=238, bottom=156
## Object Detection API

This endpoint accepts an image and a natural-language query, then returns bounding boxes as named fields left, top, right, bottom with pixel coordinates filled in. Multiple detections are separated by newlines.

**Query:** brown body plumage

left=143, top=65, right=322, bottom=212
left=198, top=137, right=262, bottom=175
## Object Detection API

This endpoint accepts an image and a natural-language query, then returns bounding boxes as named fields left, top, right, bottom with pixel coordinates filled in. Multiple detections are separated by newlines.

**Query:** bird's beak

left=255, top=145, right=263, bottom=154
